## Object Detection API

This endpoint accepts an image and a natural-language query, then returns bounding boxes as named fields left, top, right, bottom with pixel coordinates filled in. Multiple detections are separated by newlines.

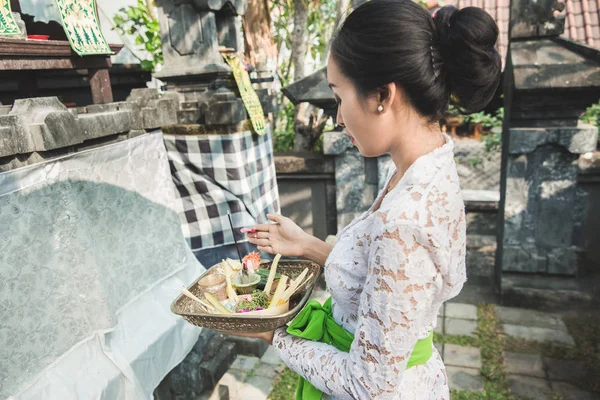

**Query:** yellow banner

left=224, top=55, right=267, bottom=136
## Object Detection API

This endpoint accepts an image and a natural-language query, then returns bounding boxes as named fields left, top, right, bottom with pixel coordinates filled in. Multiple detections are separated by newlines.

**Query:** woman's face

left=327, top=57, right=396, bottom=157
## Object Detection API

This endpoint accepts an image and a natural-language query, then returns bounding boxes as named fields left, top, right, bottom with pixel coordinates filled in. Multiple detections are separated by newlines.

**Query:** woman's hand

left=218, top=330, right=275, bottom=345
left=244, top=214, right=309, bottom=258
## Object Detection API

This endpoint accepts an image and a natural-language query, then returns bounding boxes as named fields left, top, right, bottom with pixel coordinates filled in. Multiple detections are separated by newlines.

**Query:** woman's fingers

left=246, top=231, right=270, bottom=242
left=257, top=245, right=274, bottom=254
left=266, top=214, right=285, bottom=224
left=247, top=223, right=274, bottom=232
left=253, top=238, right=270, bottom=247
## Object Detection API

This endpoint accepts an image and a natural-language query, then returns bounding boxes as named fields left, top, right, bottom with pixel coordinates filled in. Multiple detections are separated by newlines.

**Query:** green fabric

left=54, top=0, right=111, bottom=56
left=0, top=0, right=21, bottom=36
left=286, top=297, right=433, bottom=400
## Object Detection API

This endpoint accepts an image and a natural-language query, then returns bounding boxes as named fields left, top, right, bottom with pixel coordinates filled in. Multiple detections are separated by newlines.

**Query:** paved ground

left=214, top=291, right=597, bottom=400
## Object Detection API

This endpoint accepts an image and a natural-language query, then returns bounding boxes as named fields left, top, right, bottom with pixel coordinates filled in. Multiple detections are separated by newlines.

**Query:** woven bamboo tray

left=171, top=259, right=321, bottom=332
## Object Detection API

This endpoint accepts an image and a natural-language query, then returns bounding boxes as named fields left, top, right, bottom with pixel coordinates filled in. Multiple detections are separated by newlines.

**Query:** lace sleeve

left=273, top=219, right=445, bottom=399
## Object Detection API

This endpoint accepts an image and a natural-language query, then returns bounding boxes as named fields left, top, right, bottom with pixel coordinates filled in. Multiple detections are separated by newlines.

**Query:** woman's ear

left=377, top=83, right=397, bottom=111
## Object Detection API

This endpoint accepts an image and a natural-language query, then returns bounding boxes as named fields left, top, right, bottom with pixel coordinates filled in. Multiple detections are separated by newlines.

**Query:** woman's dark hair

left=330, top=0, right=501, bottom=120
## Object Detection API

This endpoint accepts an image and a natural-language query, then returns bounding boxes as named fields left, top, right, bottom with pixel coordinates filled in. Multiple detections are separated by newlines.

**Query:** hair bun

left=433, top=6, right=501, bottom=114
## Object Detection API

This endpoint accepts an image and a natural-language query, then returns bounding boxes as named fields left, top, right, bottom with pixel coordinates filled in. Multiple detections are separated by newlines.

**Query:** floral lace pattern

left=273, top=136, right=466, bottom=399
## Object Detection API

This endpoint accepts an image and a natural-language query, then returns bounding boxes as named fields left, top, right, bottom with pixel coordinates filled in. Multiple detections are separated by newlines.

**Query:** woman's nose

left=336, top=107, right=345, bottom=127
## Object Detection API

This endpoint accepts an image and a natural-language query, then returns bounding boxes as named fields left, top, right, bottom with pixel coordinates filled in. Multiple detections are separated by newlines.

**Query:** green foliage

left=113, top=0, right=162, bottom=72
left=270, top=0, right=337, bottom=85
left=581, top=100, right=600, bottom=130
left=268, top=366, right=299, bottom=400
left=273, top=100, right=296, bottom=151
left=463, top=110, right=502, bottom=129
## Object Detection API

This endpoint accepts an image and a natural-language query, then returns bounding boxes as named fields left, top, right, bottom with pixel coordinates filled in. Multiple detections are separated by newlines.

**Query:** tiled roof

left=431, top=0, right=599, bottom=65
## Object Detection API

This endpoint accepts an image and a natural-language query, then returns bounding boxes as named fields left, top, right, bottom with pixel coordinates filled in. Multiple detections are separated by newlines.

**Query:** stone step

left=501, top=273, right=595, bottom=311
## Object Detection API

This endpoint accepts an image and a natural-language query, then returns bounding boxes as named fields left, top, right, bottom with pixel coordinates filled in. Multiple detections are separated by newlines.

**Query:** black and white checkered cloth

left=164, top=129, right=280, bottom=251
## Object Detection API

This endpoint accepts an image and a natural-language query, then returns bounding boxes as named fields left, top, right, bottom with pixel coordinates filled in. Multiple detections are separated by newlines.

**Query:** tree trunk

left=324, top=0, right=351, bottom=60
left=294, top=103, right=330, bottom=151
left=291, top=0, right=313, bottom=151
left=145, top=0, right=157, bottom=21
left=242, top=0, right=278, bottom=69
left=291, top=0, right=308, bottom=82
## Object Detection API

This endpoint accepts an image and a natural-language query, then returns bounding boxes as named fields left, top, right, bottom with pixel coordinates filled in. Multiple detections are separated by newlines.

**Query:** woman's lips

left=346, top=133, right=355, bottom=144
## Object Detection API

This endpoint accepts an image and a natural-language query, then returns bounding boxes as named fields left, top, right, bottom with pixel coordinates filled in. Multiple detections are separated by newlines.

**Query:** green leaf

left=140, top=59, right=154, bottom=71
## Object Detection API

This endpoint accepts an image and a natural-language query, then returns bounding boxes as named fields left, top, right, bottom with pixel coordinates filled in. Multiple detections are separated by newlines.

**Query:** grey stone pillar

left=498, top=0, right=600, bottom=286
left=502, top=125, right=597, bottom=275
left=153, top=0, right=263, bottom=127
left=323, top=130, right=379, bottom=231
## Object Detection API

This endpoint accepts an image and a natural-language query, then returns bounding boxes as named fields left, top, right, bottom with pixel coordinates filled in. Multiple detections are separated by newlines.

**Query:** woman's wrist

left=301, top=234, right=333, bottom=266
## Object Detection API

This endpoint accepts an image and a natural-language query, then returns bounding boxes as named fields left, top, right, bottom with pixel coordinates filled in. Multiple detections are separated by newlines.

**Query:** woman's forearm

left=301, top=235, right=333, bottom=267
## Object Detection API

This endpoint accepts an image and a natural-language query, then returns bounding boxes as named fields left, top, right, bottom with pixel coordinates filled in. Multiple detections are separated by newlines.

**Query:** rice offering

left=190, top=252, right=314, bottom=317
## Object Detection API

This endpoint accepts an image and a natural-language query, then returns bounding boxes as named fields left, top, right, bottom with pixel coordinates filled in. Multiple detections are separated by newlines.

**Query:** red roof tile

left=430, top=0, right=600, bottom=65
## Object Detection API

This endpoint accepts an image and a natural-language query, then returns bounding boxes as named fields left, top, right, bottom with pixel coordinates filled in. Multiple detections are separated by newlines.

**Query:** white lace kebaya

left=273, top=135, right=467, bottom=399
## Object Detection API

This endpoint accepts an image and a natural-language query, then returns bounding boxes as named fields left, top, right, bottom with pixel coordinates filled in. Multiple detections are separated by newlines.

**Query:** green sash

left=286, top=297, right=433, bottom=400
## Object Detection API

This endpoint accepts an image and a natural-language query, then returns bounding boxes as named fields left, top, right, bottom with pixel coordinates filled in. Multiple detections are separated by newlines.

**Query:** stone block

left=170, top=350, right=205, bottom=396
left=496, top=306, right=568, bottom=332
left=547, top=247, right=581, bottom=275
left=434, top=316, right=443, bottom=334
left=226, top=336, right=269, bottom=358
left=199, top=384, right=229, bottom=400
left=438, top=304, right=445, bottom=317
left=508, top=128, right=549, bottom=154
left=86, top=103, right=122, bottom=113
left=238, top=376, right=273, bottom=400
left=126, top=88, right=160, bottom=107
left=230, top=355, right=260, bottom=372
left=445, top=318, right=478, bottom=337
left=551, top=382, right=597, bottom=400
left=162, top=90, right=182, bottom=105
left=181, top=101, right=199, bottom=110
left=0, top=122, right=17, bottom=157
left=466, top=246, right=495, bottom=282
left=507, top=375, right=552, bottom=399
left=217, top=369, right=248, bottom=399
left=446, top=366, right=484, bottom=391
left=153, top=375, right=174, bottom=400
left=446, top=303, right=478, bottom=320
left=443, top=344, right=482, bottom=369
left=543, top=357, right=588, bottom=382
left=142, top=97, right=178, bottom=129
left=503, top=352, right=545, bottom=378
left=252, top=362, right=280, bottom=379
left=0, top=105, right=12, bottom=116
left=334, top=149, right=377, bottom=230
left=323, top=131, right=353, bottom=155
left=8, top=97, right=80, bottom=152
left=557, top=124, right=598, bottom=154
left=205, top=99, right=247, bottom=125
left=178, top=109, right=203, bottom=124
left=202, top=332, right=228, bottom=361
left=77, top=110, right=132, bottom=140
left=466, top=235, right=497, bottom=249
left=199, top=342, right=237, bottom=391
left=194, top=329, right=218, bottom=354
left=502, top=324, right=575, bottom=346
left=502, top=244, right=545, bottom=273
left=260, top=346, right=282, bottom=366
left=168, top=4, right=203, bottom=56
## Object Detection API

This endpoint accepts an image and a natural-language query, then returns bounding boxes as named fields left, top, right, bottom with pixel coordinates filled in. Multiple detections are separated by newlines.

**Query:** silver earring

left=377, top=105, right=384, bottom=113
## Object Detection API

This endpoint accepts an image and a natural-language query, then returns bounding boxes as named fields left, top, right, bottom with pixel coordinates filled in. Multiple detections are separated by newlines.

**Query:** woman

left=234, top=1, right=501, bottom=398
